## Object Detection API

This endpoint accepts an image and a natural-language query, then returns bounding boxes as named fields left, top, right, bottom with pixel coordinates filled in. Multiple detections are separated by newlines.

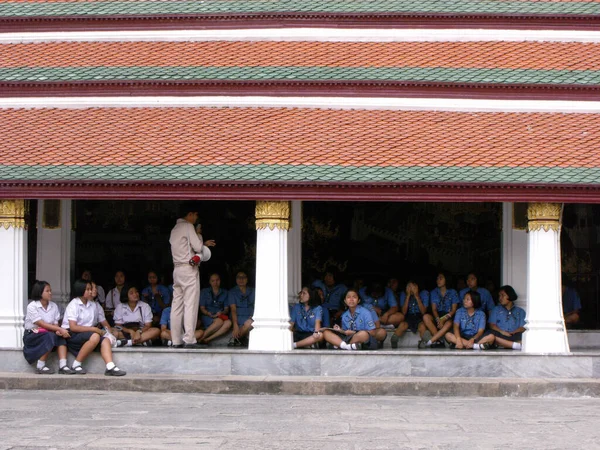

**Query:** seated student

left=485, top=285, right=525, bottom=350
left=104, top=269, right=127, bottom=324
left=141, top=270, right=171, bottom=326
left=62, top=279, right=126, bottom=376
left=459, top=272, right=495, bottom=315
left=113, top=284, right=161, bottom=347
left=562, top=277, right=582, bottom=327
left=445, top=290, right=493, bottom=350
left=321, top=289, right=376, bottom=351
left=312, top=268, right=347, bottom=324
left=159, top=306, right=204, bottom=346
left=420, top=272, right=460, bottom=349
left=391, top=281, right=430, bottom=348
left=23, top=280, right=73, bottom=375
left=360, top=282, right=403, bottom=327
left=81, top=269, right=105, bottom=305
left=199, top=273, right=232, bottom=345
left=227, top=271, right=255, bottom=347
left=290, top=286, right=324, bottom=349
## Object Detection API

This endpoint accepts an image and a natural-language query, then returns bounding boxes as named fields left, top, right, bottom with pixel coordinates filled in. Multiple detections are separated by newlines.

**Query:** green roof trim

left=2, top=66, right=599, bottom=86
left=0, top=0, right=599, bottom=17
left=1, top=165, right=600, bottom=185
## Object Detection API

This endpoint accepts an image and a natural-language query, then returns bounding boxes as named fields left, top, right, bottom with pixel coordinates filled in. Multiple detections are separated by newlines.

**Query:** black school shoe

left=183, top=342, right=208, bottom=349
left=104, top=366, right=127, bottom=377
left=36, top=366, right=55, bottom=375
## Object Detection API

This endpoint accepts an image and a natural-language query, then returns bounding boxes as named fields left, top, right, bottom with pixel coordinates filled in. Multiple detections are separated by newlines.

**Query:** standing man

left=169, top=202, right=215, bottom=349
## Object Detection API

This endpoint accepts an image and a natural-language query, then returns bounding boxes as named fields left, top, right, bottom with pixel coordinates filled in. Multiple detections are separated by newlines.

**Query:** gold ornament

left=0, top=200, right=27, bottom=230
left=255, top=201, right=290, bottom=231
left=527, top=203, right=561, bottom=232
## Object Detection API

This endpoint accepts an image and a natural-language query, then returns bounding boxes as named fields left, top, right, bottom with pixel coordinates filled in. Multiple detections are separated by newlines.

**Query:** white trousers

left=171, top=264, right=200, bottom=345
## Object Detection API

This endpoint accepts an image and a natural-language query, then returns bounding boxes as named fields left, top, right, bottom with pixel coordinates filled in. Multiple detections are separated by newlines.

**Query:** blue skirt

left=23, top=330, right=66, bottom=364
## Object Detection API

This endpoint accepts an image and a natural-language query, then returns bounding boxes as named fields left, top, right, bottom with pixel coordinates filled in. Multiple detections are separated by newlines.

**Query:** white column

left=36, top=200, right=75, bottom=309
left=501, top=203, right=528, bottom=311
left=287, top=200, right=302, bottom=305
left=249, top=201, right=293, bottom=351
left=0, top=200, right=28, bottom=348
left=523, top=203, right=570, bottom=353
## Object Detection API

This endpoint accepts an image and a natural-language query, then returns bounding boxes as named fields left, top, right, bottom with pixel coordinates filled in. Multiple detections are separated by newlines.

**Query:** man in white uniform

left=169, top=203, right=215, bottom=348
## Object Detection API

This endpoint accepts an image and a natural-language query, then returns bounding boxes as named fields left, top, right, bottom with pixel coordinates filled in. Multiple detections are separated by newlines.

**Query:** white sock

left=512, top=342, right=522, bottom=350
left=292, top=343, right=297, bottom=349
left=106, top=362, right=115, bottom=370
left=72, top=360, right=82, bottom=368
left=340, top=341, right=350, bottom=350
left=349, top=343, right=358, bottom=350
left=426, top=340, right=432, bottom=347
left=473, top=344, right=481, bottom=351
left=36, top=360, right=46, bottom=370
left=59, top=359, right=67, bottom=369
left=126, top=340, right=133, bottom=347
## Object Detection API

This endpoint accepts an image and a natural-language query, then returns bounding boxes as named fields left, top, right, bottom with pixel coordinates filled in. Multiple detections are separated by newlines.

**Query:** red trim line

left=1, top=80, right=599, bottom=101
left=2, top=180, right=600, bottom=203
left=1, top=13, right=600, bottom=32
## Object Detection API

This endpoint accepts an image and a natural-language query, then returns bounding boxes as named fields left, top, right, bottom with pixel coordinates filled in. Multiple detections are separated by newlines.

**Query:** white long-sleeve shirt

left=169, top=219, right=204, bottom=265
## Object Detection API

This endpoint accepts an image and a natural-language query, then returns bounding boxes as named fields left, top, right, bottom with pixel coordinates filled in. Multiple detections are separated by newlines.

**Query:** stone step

left=1, top=372, right=599, bottom=398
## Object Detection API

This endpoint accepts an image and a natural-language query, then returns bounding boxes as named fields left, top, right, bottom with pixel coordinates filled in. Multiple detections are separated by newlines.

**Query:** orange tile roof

left=1, top=41, right=599, bottom=72
left=0, top=107, right=598, bottom=169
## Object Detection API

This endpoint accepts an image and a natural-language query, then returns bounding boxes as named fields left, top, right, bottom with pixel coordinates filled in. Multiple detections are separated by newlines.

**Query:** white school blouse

left=113, top=301, right=153, bottom=326
left=61, top=298, right=106, bottom=329
left=24, top=301, right=61, bottom=330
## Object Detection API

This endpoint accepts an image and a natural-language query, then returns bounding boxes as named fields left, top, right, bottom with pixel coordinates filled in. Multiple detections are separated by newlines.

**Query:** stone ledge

left=1, top=372, right=599, bottom=398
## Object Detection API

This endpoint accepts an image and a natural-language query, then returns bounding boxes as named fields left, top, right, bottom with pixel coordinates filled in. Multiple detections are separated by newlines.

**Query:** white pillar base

left=0, top=218, right=27, bottom=348
left=250, top=226, right=293, bottom=352
left=523, top=204, right=569, bottom=354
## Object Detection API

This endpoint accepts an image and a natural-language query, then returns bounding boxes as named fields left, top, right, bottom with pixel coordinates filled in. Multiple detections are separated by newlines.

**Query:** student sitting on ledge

left=321, top=289, right=375, bottom=351
left=485, top=285, right=525, bottom=350
left=445, top=290, right=493, bottom=351
left=290, top=286, right=324, bottom=349
left=113, top=284, right=161, bottom=347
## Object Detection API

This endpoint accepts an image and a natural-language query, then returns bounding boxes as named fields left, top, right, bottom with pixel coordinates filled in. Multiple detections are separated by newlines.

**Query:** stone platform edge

left=1, top=373, right=600, bottom=398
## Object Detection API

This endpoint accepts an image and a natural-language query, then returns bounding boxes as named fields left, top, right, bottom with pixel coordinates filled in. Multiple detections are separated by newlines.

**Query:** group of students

left=289, top=270, right=526, bottom=351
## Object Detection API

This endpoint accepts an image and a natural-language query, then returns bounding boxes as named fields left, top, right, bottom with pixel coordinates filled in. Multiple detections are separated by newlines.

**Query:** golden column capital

left=527, top=202, right=561, bottom=232
left=255, top=201, right=290, bottom=231
left=0, top=199, right=27, bottom=230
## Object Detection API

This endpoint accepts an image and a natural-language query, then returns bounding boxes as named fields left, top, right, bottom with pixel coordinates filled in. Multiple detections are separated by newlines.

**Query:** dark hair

left=467, top=271, right=479, bottom=282
left=436, top=271, right=451, bottom=286
left=114, top=269, right=126, bottom=277
left=302, top=287, right=322, bottom=309
left=179, top=201, right=199, bottom=218
left=465, top=290, right=482, bottom=309
left=30, top=280, right=50, bottom=301
left=366, top=282, right=384, bottom=299
left=498, top=285, right=518, bottom=302
left=342, top=288, right=362, bottom=310
left=120, top=284, right=138, bottom=303
left=72, top=279, right=91, bottom=298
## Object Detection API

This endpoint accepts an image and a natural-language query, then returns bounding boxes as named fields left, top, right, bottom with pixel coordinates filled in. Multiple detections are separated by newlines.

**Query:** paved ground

left=0, top=390, right=599, bottom=449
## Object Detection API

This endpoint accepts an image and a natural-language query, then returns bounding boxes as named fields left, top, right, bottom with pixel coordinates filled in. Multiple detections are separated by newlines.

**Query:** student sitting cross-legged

left=484, top=285, right=526, bottom=350
left=445, top=290, right=493, bottom=351
left=113, top=284, right=161, bottom=347
left=227, top=271, right=255, bottom=347
left=321, top=289, right=376, bottom=351
left=199, top=273, right=232, bottom=345
left=23, top=280, right=73, bottom=375
left=159, top=306, right=204, bottom=346
left=62, top=279, right=126, bottom=376
left=420, top=272, right=460, bottom=349
left=290, top=286, right=325, bottom=349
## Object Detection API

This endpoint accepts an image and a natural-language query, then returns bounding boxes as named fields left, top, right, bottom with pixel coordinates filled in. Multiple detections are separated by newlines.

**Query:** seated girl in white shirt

left=113, top=284, right=161, bottom=346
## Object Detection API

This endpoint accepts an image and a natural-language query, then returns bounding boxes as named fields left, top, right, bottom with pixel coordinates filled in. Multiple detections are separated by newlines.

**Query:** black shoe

left=172, top=344, right=184, bottom=349
left=183, top=343, right=207, bottom=349
left=104, top=366, right=127, bottom=377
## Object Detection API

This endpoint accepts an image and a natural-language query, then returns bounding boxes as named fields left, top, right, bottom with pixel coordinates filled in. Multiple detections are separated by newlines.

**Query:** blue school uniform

left=562, top=287, right=582, bottom=314
left=489, top=304, right=526, bottom=333
left=290, top=304, right=323, bottom=332
left=228, top=286, right=255, bottom=326
left=460, top=287, right=495, bottom=313
left=454, top=307, right=486, bottom=338
left=399, top=291, right=431, bottom=315
left=200, top=287, right=229, bottom=328
left=341, top=306, right=376, bottom=331
left=359, top=287, right=398, bottom=312
left=312, top=280, right=347, bottom=311
left=430, top=287, right=460, bottom=314
left=362, top=303, right=380, bottom=324
left=160, top=306, right=171, bottom=330
left=141, top=284, right=171, bottom=314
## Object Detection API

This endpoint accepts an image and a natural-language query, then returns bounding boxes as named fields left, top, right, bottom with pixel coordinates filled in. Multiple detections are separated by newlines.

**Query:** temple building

left=1, top=0, right=600, bottom=359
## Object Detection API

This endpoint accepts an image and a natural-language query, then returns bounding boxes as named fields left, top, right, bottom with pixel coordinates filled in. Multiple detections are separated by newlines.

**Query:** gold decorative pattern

left=527, top=202, right=561, bottom=232
left=0, top=200, right=27, bottom=230
left=256, top=201, right=290, bottom=231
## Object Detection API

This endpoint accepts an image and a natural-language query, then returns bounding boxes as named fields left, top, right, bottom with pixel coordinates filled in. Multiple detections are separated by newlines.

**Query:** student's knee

left=423, top=314, right=433, bottom=325
left=399, top=322, right=409, bottom=331
left=223, top=320, right=232, bottom=330
left=213, top=318, right=223, bottom=327
left=160, top=330, right=171, bottom=340
left=89, top=333, right=101, bottom=345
